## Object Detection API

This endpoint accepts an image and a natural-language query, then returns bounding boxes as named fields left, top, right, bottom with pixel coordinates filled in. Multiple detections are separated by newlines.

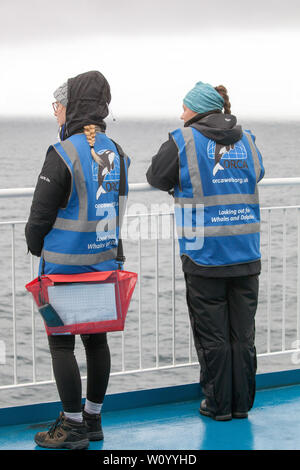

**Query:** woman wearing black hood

left=25, top=71, right=130, bottom=449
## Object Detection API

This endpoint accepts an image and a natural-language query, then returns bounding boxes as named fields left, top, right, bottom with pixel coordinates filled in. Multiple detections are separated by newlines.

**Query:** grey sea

left=0, top=117, right=300, bottom=408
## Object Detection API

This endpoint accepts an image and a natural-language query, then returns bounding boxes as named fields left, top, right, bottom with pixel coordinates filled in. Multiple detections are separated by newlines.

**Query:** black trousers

left=185, top=273, right=258, bottom=416
left=48, top=333, right=111, bottom=413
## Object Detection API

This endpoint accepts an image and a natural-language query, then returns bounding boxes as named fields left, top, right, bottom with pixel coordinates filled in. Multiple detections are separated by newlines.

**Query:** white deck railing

left=1, top=177, right=300, bottom=199
left=1, top=178, right=300, bottom=391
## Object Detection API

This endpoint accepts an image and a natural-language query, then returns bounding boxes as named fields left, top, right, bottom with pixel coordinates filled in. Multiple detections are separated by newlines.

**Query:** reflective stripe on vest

left=43, top=133, right=128, bottom=267
left=174, top=127, right=260, bottom=237
left=53, top=138, right=128, bottom=232
left=172, top=126, right=262, bottom=266
left=43, top=246, right=117, bottom=266
left=175, top=127, right=261, bottom=206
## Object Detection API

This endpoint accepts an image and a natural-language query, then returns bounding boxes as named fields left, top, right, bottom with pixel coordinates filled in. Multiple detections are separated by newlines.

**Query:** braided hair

left=214, top=85, right=231, bottom=114
left=83, top=124, right=102, bottom=165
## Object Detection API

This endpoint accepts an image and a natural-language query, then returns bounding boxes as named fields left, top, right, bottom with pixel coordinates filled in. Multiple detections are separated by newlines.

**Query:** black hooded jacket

left=25, top=71, right=125, bottom=258
left=66, top=70, right=110, bottom=136
left=146, top=110, right=243, bottom=191
left=146, top=111, right=261, bottom=277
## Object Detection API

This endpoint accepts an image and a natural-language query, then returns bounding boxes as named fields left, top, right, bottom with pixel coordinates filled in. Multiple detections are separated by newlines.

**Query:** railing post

left=171, top=213, right=176, bottom=366
left=155, top=214, right=159, bottom=368
left=11, top=223, right=17, bottom=384
left=121, top=331, right=125, bottom=372
left=282, top=208, right=287, bottom=352
left=297, top=208, right=300, bottom=341
left=267, top=209, right=272, bottom=354
left=138, top=216, right=142, bottom=370
left=30, top=254, right=36, bottom=383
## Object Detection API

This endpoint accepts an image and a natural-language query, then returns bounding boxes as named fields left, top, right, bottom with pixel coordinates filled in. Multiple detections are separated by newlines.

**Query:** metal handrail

left=1, top=177, right=300, bottom=198
left=1, top=179, right=300, bottom=392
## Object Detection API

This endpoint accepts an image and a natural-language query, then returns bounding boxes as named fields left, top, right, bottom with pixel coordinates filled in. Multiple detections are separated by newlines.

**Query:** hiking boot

left=82, top=408, right=104, bottom=441
left=34, top=412, right=89, bottom=450
left=199, top=399, right=232, bottom=421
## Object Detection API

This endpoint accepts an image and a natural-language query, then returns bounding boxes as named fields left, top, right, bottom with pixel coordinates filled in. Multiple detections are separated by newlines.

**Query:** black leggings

left=48, top=333, right=111, bottom=413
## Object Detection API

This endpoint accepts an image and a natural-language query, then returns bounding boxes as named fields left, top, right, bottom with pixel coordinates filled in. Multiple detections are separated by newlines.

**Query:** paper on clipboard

left=47, top=283, right=117, bottom=325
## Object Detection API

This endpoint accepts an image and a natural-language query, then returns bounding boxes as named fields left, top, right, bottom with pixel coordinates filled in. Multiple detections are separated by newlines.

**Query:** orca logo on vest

left=207, top=140, right=248, bottom=176
left=92, top=149, right=120, bottom=199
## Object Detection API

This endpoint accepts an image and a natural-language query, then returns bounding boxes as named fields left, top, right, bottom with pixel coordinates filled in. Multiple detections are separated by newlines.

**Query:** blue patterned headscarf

left=183, top=81, right=224, bottom=114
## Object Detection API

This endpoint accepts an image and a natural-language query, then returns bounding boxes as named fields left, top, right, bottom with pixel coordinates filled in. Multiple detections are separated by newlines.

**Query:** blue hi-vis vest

left=41, top=132, right=129, bottom=275
left=172, top=126, right=264, bottom=267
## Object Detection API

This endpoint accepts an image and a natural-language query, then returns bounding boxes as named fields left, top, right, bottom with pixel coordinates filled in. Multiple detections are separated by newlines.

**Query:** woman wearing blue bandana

left=146, top=82, right=264, bottom=421
left=183, top=81, right=225, bottom=115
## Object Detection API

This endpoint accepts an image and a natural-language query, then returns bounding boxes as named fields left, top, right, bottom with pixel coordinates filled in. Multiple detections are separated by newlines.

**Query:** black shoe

left=34, top=412, right=89, bottom=450
left=232, top=411, right=248, bottom=419
left=82, top=408, right=104, bottom=441
left=199, top=399, right=232, bottom=421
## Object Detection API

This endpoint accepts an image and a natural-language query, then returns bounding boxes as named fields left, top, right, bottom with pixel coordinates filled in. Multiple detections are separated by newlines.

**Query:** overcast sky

left=1, top=0, right=300, bottom=119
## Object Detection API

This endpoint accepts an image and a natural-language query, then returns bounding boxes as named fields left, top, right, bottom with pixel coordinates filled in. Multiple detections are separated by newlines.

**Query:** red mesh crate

left=25, top=270, right=137, bottom=336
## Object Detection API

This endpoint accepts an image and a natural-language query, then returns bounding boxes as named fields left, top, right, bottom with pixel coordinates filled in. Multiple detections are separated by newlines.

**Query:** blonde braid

left=83, top=125, right=101, bottom=164
left=214, top=85, right=231, bottom=114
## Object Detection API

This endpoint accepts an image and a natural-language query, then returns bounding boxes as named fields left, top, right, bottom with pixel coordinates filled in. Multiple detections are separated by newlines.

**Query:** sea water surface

left=0, top=116, right=300, bottom=407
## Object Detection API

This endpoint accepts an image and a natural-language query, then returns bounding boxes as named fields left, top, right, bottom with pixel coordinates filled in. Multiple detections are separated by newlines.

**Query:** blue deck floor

left=1, top=379, right=300, bottom=451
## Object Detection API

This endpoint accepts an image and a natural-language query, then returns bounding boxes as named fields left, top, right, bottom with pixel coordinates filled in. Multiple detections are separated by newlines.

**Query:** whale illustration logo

left=212, top=144, right=235, bottom=176
left=207, top=140, right=247, bottom=176
left=92, top=149, right=116, bottom=199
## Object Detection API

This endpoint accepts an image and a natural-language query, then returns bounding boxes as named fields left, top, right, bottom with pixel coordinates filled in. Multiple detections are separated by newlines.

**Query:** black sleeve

left=25, top=147, right=71, bottom=257
left=146, top=136, right=179, bottom=191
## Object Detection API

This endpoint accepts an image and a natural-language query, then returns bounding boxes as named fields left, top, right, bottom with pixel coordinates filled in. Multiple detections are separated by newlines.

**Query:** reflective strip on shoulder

left=176, top=128, right=259, bottom=207
left=179, top=127, right=204, bottom=200
left=54, top=139, right=88, bottom=222
left=244, top=132, right=261, bottom=182
left=52, top=143, right=74, bottom=208
left=53, top=139, right=121, bottom=233
left=43, top=247, right=117, bottom=266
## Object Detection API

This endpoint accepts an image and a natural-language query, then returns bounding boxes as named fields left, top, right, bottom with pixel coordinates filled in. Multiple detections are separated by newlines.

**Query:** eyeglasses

left=52, top=101, right=60, bottom=112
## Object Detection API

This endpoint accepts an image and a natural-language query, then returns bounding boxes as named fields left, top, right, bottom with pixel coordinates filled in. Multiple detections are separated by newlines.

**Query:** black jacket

left=146, top=111, right=261, bottom=277
left=25, top=71, right=125, bottom=258
left=25, top=148, right=71, bottom=256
